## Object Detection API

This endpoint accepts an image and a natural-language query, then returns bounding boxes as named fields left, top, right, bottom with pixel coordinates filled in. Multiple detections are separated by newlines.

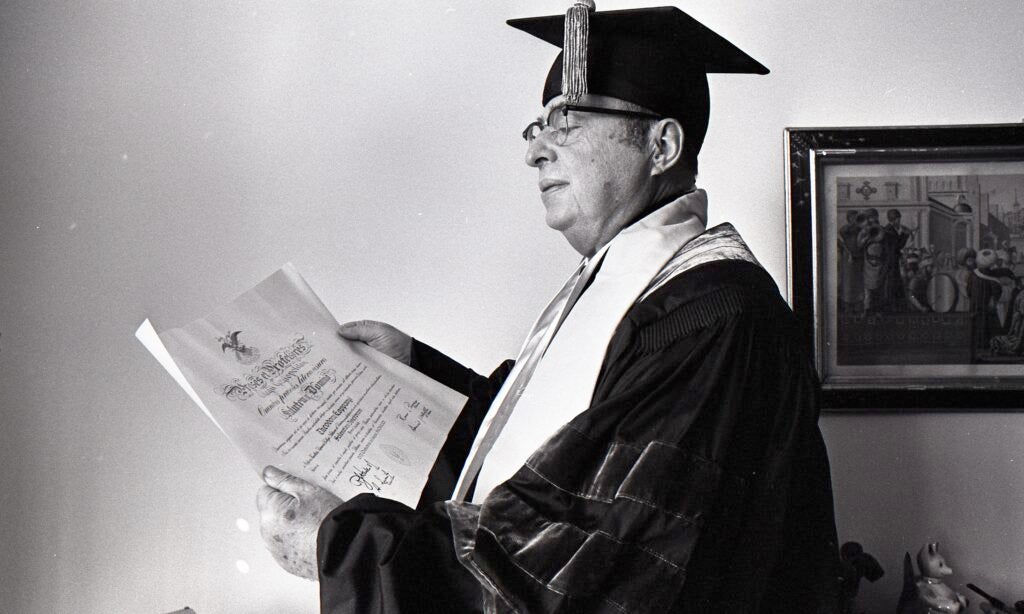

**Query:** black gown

left=317, top=258, right=841, bottom=614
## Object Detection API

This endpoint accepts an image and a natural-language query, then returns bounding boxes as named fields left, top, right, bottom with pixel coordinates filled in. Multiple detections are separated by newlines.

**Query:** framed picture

left=786, top=124, right=1024, bottom=410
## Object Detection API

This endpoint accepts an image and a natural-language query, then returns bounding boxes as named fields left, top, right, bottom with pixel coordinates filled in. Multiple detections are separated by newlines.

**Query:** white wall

left=0, top=1, right=1021, bottom=612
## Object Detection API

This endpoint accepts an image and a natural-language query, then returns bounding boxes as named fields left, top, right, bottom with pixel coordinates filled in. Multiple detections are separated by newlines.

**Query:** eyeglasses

left=522, top=105, right=661, bottom=144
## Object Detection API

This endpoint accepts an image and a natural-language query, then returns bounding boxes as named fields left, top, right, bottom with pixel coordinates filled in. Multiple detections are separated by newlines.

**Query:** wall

left=1, top=1, right=1021, bottom=612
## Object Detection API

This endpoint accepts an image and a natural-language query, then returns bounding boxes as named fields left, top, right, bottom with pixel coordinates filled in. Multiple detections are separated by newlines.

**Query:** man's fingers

left=338, top=320, right=412, bottom=364
left=262, top=466, right=316, bottom=498
left=256, top=485, right=295, bottom=517
left=255, top=468, right=343, bottom=580
left=338, top=320, right=383, bottom=342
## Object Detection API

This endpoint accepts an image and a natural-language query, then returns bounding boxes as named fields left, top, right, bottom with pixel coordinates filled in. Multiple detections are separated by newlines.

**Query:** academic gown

left=317, top=258, right=841, bottom=614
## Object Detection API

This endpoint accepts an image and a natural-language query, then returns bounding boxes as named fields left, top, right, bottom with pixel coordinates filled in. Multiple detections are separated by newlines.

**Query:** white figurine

left=897, top=542, right=968, bottom=614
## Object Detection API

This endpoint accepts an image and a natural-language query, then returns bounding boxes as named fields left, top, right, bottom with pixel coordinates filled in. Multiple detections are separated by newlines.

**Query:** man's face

left=865, top=242, right=883, bottom=266
left=525, top=94, right=656, bottom=256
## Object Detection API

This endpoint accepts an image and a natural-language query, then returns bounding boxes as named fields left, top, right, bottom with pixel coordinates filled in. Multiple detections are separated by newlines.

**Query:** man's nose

left=525, top=134, right=556, bottom=168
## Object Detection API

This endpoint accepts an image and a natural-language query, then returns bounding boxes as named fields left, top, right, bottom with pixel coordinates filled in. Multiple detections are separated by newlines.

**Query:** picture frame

left=785, top=124, right=1024, bottom=410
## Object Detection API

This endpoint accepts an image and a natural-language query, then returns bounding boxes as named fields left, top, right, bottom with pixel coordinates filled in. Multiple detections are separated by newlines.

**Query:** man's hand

left=257, top=466, right=342, bottom=580
left=338, top=320, right=412, bottom=365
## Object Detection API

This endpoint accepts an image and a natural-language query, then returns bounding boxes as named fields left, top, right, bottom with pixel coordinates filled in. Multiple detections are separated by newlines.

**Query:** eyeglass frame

left=521, top=104, right=662, bottom=143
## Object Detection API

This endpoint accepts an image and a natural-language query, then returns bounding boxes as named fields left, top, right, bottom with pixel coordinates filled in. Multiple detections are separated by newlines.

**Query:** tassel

left=562, top=0, right=595, bottom=104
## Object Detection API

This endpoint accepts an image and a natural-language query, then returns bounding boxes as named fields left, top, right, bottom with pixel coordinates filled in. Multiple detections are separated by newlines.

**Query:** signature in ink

left=349, top=461, right=395, bottom=492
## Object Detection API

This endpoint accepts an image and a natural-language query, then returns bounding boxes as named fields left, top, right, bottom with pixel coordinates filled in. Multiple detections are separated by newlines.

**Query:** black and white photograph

left=2, top=2, right=1024, bottom=614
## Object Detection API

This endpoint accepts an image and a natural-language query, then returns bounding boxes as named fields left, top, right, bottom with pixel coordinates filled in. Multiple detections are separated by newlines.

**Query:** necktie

left=451, top=247, right=607, bottom=501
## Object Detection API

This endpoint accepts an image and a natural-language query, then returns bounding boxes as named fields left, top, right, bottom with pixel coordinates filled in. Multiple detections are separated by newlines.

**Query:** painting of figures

left=834, top=174, right=1024, bottom=365
left=786, top=124, right=1024, bottom=407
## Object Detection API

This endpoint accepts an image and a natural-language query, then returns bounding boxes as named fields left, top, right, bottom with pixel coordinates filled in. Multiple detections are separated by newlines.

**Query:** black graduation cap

left=508, top=4, right=768, bottom=169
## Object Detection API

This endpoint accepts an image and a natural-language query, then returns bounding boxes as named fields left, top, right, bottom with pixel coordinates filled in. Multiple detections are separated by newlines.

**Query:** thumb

left=262, top=466, right=316, bottom=498
left=338, top=320, right=381, bottom=343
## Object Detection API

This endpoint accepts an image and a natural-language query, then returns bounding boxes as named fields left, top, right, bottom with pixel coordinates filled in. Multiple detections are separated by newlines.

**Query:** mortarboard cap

left=508, top=5, right=768, bottom=170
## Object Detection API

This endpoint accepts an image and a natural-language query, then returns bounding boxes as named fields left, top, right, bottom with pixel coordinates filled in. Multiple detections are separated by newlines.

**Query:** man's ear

left=649, top=118, right=684, bottom=177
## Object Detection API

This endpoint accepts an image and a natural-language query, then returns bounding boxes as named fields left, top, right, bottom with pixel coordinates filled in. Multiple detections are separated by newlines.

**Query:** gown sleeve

left=316, top=340, right=513, bottom=614
left=317, top=496, right=484, bottom=614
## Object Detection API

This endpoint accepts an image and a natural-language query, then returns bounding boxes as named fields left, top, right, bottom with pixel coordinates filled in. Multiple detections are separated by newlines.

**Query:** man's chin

left=544, top=215, right=573, bottom=233
left=541, top=201, right=573, bottom=232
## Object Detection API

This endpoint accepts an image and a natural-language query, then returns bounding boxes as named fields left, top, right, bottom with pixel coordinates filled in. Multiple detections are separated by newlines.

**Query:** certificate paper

left=136, top=264, right=466, bottom=507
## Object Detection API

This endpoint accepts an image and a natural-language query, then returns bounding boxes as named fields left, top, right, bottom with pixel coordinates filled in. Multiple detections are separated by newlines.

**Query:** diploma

left=136, top=264, right=466, bottom=507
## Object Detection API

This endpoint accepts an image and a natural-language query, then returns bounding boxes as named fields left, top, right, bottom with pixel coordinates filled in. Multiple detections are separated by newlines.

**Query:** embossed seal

left=379, top=444, right=410, bottom=466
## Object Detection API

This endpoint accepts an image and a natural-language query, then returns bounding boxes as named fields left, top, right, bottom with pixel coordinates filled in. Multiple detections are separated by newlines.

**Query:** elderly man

left=257, top=6, right=840, bottom=613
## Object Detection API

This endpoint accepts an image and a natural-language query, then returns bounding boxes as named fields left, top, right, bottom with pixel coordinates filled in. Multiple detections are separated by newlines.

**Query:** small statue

left=838, top=541, right=884, bottom=614
left=896, top=542, right=968, bottom=614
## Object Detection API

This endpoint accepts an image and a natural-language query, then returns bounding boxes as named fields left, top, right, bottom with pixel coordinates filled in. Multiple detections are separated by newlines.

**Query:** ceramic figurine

left=896, top=543, right=968, bottom=614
